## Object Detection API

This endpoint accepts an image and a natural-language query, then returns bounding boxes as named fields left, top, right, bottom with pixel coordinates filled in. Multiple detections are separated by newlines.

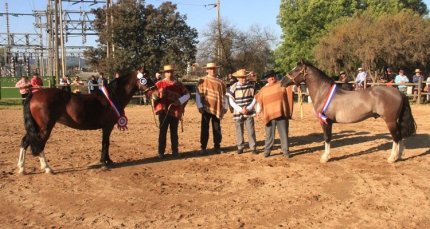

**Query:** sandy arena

left=0, top=103, right=429, bottom=228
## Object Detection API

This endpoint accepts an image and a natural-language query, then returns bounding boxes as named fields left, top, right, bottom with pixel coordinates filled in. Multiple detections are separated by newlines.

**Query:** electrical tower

left=0, top=0, right=107, bottom=83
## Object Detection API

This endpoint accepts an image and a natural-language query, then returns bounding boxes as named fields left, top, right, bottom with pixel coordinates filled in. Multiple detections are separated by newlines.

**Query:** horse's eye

left=140, top=78, right=147, bottom=85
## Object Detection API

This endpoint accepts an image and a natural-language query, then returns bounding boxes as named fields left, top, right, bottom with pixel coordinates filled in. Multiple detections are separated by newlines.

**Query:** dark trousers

left=200, top=111, right=222, bottom=149
left=158, top=111, right=179, bottom=155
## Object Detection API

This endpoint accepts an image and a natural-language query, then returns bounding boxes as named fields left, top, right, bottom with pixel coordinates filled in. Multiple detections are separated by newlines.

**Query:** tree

left=84, top=0, right=198, bottom=76
left=314, top=10, right=430, bottom=77
left=275, top=0, right=428, bottom=73
left=198, top=20, right=277, bottom=78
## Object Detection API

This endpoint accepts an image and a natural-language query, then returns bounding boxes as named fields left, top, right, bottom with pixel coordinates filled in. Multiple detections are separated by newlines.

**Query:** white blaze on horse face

left=39, top=151, right=53, bottom=174
left=17, top=147, right=26, bottom=174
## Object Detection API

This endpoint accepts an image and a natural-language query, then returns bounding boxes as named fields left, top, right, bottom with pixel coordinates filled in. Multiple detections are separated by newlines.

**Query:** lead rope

left=150, top=97, right=159, bottom=128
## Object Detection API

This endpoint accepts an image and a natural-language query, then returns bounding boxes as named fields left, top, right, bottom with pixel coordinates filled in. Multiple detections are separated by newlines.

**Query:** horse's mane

left=303, top=61, right=335, bottom=85
left=105, top=71, right=135, bottom=100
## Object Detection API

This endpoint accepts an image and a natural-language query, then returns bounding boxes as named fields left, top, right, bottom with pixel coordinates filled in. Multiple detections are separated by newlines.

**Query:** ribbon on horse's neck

left=317, top=84, right=337, bottom=125
left=100, top=86, right=128, bottom=131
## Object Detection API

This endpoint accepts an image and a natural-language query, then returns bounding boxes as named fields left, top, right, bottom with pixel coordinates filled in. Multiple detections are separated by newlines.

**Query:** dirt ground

left=0, top=103, right=429, bottom=228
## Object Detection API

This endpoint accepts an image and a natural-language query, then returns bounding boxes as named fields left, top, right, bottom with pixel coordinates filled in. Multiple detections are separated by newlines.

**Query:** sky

left=0, top=0, right=429, bottom=48
left=0, top=0, right=282, bottom=47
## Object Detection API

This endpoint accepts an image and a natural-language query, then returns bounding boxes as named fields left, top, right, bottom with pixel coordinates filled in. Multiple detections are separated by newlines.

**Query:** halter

left=286, top=66, right=307, bottom=84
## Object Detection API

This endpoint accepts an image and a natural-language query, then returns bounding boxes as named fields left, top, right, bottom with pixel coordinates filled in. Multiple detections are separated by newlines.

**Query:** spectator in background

left=15, top=75, right=31, bottom=104
left=71, top=76, right=84, bottom=93
left=114, top=72, right=120, bottom=79
left=355, top=67, right=367, bottom=90
left=380, top=67, right=395, bottom=84
left=395, top=69, right=409, bottom=94
left=338, top=71, right=352, bottom=91
left=88, top=75, right=99, bottom=94
left=98, top=73, right=108, bottom=87
left=30, top=72, right=43, bottom=93
left=59, top=75, right=71, bottom=93
left=412, top=69, right=425, bottom=102
left=426, top=74, right=430, bottom=103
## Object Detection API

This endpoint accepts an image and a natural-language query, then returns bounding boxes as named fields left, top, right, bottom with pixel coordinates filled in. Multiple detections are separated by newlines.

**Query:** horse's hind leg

left=320, top=123, right=332, bottom=163
left=386, top=121, right=401, bottom=163
left=17, top=135, right=30, bottom=174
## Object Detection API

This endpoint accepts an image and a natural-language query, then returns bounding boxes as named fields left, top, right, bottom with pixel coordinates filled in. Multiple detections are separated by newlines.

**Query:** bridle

left=286, top=65, right=308, bottom=84
left=142, top=85, right=156, bottom=94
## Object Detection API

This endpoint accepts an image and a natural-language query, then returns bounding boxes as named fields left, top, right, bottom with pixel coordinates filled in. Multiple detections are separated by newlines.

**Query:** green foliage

left=85, top=0, right=198, bottom=76
left=275, top=0, right=428, bottom=73
left=315, top=10, right=430, bottom=76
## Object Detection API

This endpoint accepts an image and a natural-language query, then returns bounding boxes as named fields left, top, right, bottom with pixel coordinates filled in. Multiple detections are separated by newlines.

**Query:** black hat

left=262, top=70, right=276, bottom=79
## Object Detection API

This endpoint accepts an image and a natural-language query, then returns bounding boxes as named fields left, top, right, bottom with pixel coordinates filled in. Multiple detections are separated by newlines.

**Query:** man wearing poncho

left=153, top=65, right=190, bottom=159
left=196, top=63, right=228, bottom=154
left=227, top=69, right=257, bottom=154
left=255, top=70, right=294, bottom=158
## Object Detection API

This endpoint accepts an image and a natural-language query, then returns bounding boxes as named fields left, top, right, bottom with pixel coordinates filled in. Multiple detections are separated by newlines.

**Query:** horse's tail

left=23, top=93, right=43, bottom=156
left=398, top=93, right=417, bottom=139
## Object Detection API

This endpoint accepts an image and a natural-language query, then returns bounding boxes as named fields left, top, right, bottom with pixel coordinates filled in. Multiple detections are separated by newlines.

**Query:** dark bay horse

left=17, top=72, right=155, bottom=174
left=281, top=61, right=416, bottom=163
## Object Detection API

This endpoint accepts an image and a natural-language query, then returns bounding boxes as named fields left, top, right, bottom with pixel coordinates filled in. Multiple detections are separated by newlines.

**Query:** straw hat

left=202, top=62, right=220, bottom=69
left=232, top=69, right=248, bottom=78
left=357, top=67, right=363, bottom=71
left=339, top=71, right=346, bottom=75
left=162, top=65, right=175, bottom=72
left=415, top=69, right=422, bottom=73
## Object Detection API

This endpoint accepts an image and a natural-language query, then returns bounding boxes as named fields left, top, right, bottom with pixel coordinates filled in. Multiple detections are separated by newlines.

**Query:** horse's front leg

left=320, top=122, right=332, bottom=163
left=101, top=126, right=114, bottom=166
left=17, top=135, right=29, bottom=174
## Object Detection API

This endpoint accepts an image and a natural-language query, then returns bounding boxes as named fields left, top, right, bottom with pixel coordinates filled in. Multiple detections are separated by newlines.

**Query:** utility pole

left=59, top=0, right=66, bottom=77
left=54, top=0, right=60, bottom=84
left=216, top=0, right=222, bottom=76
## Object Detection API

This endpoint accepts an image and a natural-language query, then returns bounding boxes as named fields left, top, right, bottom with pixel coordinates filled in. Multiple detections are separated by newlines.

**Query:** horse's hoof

left=17, top=168, right=25, bottom=175
left=387, top=157, right=397, bottom=163
left=105, top=159, right=114, bottom=165
left=320, top=157, right=329, bottom=163
left=45, top=168, right=54, bottom=174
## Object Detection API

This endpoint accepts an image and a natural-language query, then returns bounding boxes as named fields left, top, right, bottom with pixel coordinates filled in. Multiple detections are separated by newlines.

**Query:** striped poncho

left=227, top=81, right=256, bottom=120
left=255, top=82, right=294, bottom=125
left=197, top=76, right=227, bottom=119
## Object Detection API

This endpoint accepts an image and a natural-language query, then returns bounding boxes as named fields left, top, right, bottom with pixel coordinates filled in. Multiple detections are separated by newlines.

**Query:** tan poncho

left=255, top=82, right=294, bottom=124
left=197, top=76, right=227, bottom=119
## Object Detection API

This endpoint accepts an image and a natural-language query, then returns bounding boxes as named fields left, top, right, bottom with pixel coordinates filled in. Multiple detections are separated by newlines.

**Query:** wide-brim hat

left=262, top=70, right=276, bottom=79
left=339, top=71, right=346, bottom=75
left=357, top=67, right=363, bottom=71
left=203, top=62, right=220, bottom=69
left=232, top=69, right=248, bottom=78
left=415, top=69, right=422, bottom=73
left=162, top=65, right=175, bottom=72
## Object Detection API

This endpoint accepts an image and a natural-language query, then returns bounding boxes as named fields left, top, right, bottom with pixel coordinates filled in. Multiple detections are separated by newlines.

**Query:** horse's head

left=280, top=60, right=308, bottom=87
left=136, top=74, right=156, bottom=98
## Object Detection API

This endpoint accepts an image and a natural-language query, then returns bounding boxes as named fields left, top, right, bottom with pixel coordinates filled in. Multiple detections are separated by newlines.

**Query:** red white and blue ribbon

left=318, top=84, right=337, bottom=125
left=100, top=86, right=128, bottom=131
